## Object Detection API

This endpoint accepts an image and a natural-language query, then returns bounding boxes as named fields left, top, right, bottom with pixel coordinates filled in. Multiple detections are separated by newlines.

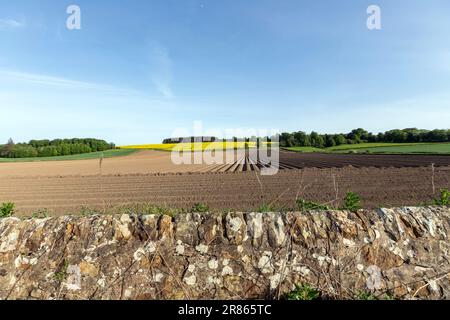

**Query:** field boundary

left=284, top=142, right=450, bottom=155
left=0, top=149, right=139, bottom=163
left=1, top=206, right=449, bottom=300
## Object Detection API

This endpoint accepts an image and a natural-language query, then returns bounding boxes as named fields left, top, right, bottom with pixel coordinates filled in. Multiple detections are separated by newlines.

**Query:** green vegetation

left=0, top=138, right=115, bottom=159
left=327, top=142, right=414, bottom=151
left=0, top=148, right=136, bottom=163
left=32, top=209, right=49, bottom=219
left=296, top=193, right=361, bottom=212
left=128, top=204, right=180, bottom=217
left=286, top=286, right=395, bottom=300
left=0, top=202, right=15, bottom=218
left=53, top=260, right=69, bottom=282
left=342, top=192, right=362, bottom=212
left=257, top=203, right=277, bottom=213
left=191, top=203, right=210, bottom=213
left=434, top=189, right=450, bottom=206
left=285, top=142, right=450, bottom=155
left=332, top=143, right=450, bottom=154
left=79, top=207, right=104, bottom=217
left=282, top=146, right=324, bottom=153
left=356, top=291, right=378, bottom=300
left=297, top=199, right=331, bottom=211
left=356, top=291, right=395, bottom=300
left=280, top=128, right=450, bottom=151
left=286, top=284, right=321, bottom=300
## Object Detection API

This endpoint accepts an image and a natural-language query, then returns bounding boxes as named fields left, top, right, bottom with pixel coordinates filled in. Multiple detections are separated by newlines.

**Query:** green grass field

left=337, top=143, right=450, bottom=154
left=327, top=142, right=420, bottom=151
left=285, top=142, right=450, bottom=155
left=0, top=148, right=138, bottom=163
left=282, top=146, right=324, bottom=153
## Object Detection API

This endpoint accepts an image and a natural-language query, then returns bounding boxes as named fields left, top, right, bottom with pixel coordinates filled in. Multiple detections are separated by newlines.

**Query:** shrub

left=286, top=284, right=321, bottom=300
left=297, top=199, right=330, bottom=211
left=434, top=189, right=450, bottom=206
left=342, top=192, right=362, bottom=211
left=0, top=202, right=15, bottom=218
left=191, top=203, right=209, bottom=213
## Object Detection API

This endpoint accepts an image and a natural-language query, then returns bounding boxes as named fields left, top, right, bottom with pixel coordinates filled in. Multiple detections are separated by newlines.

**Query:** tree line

left=0, top=138, right=115, bottom=158
left=279, top=128, right=450, bottom=148
left=162, top=136, right=218, bottom=144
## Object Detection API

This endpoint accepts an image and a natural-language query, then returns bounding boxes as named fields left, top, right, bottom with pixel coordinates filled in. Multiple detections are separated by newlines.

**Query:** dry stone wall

left=1, top=207, right=450, bottom=300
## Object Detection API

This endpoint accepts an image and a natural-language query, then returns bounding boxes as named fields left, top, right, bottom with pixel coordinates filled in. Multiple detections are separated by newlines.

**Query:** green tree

left=0, top=138, right=15, bottom=157
left=294, top=131, right=310, bottom=146
left=333, top=134, right=346, bottom=146
left=428, top=129, right=448, bottom=142
left=8, top=145, right=38, bottom=158
left=385, top=129, right=407, bottom=143
left=310, top=132, right=324, bottom=148
left=38, top=146, right=59, bottom=157
left=280, top=132, right=293, bottom=147
left=57, top=144, right=71, bottom=156
left=324, top=134, right=336, bottom=148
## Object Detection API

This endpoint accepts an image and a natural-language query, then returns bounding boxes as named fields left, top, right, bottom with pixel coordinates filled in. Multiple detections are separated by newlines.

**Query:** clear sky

left=1, top=0, right=450, bottom=145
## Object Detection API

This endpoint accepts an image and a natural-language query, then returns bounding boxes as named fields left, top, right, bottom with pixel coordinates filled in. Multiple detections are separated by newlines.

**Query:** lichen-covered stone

left=1, top=207, right=450, bottom=300
left=225, top=213, right=246, bottom=245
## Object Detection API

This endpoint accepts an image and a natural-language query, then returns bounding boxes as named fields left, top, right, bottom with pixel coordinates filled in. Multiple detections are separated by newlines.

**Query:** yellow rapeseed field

left=120, top=142, right=258, bottom=151
left=120, top=144, right=176, bottom=151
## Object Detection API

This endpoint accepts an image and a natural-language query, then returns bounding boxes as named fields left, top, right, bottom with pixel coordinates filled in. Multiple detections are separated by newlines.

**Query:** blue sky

left=1, top=0, right=450, bottom=145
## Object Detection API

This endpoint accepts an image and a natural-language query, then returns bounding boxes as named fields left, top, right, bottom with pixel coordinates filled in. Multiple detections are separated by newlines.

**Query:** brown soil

left=2, top=150, right=449, bottom=178
left=278, top=152, right=450, bottom=169
left=1, top=150, right=449, bottom=215
left=0, top=150, right=211, bottom=178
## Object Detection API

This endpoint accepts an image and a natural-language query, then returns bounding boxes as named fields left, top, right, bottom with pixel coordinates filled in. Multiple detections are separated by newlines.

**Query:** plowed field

left=1, top=150, right=449, bottom=215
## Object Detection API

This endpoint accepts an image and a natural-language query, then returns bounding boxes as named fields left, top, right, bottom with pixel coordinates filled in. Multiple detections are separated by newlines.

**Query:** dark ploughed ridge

left=234, top=152, right=450, bottom=172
